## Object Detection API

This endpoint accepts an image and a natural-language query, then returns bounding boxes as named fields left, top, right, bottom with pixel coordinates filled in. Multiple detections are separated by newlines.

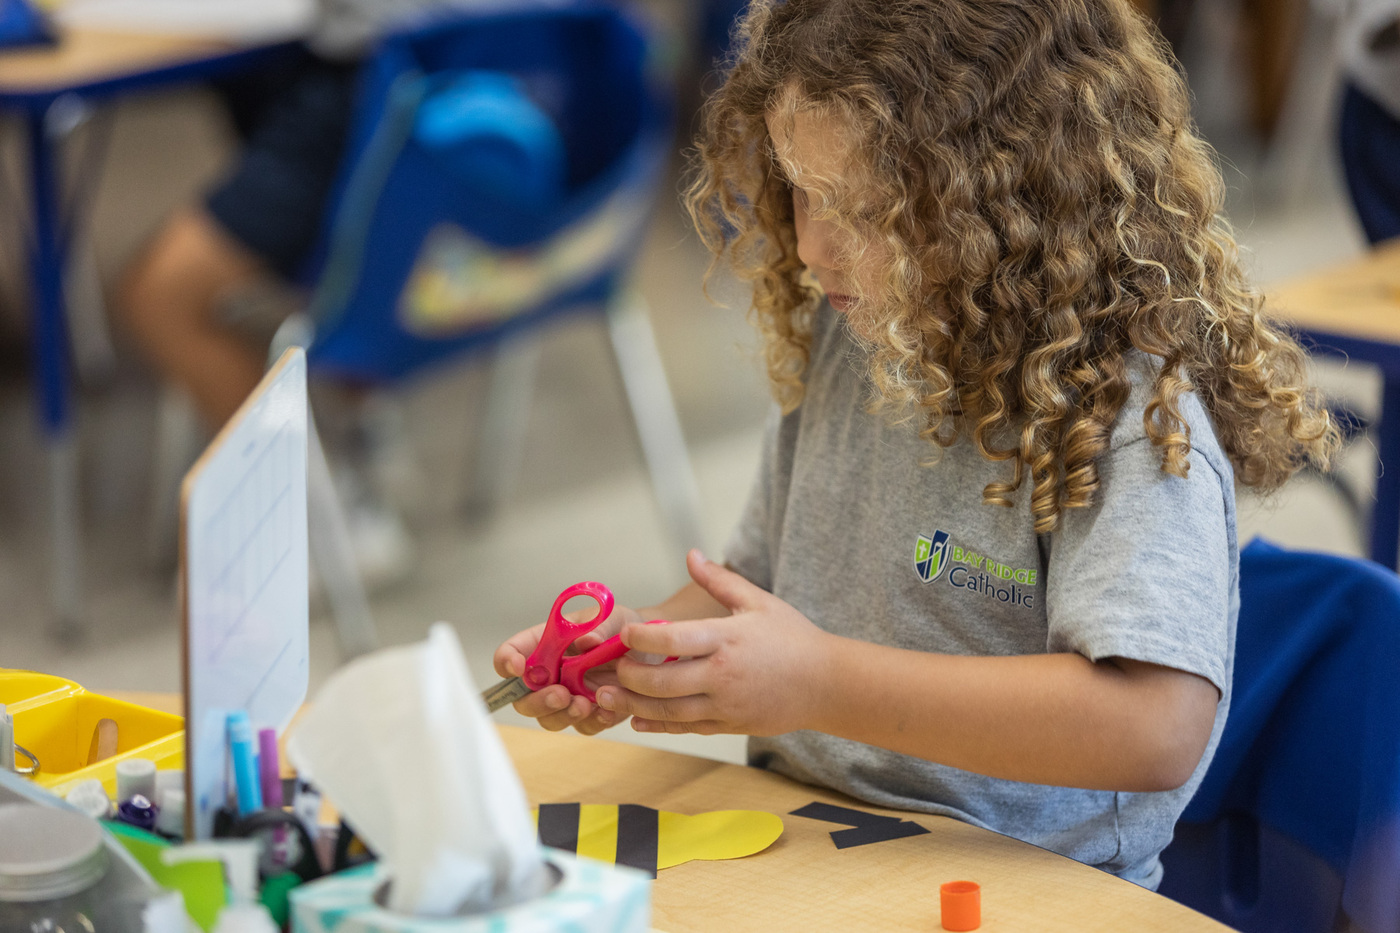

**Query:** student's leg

left=1339, top=82, right=1400, bottom=245
left=119, top=205, right=270, bottom=431
left=120, top=54, right=358, bottom=431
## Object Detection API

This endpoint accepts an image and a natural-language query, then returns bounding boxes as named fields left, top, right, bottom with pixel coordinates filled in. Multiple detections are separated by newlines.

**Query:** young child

left=493, top=0, right=1337, bottom=888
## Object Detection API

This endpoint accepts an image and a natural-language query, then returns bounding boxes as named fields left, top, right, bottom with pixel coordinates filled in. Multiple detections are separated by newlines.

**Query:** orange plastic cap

left=940, top=880, right=981, bottom=931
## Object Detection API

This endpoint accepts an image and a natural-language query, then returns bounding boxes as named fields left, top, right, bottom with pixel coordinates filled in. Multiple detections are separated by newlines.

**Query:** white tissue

left=286, top=623, right=544, bottom=916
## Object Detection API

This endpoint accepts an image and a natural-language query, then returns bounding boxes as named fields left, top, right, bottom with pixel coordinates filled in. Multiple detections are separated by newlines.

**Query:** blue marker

left=227, top=711, right=263, bottom=816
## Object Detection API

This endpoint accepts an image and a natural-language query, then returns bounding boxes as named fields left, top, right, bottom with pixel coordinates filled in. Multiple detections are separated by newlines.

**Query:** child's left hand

left=594, top=551, right=835, bottom=736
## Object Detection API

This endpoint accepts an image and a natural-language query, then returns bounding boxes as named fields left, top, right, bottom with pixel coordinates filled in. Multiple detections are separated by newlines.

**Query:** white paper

left=287, top=624, right=544, bottom=916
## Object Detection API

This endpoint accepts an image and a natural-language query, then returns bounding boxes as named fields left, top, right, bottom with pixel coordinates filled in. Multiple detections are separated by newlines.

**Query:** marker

left=292, top=779, right=321, bottom=845
left=117, top=794, right=159, bottom=832
left=258, top=727, right=288, bottom=864
left=155, top=789, right=186, bottom=838
left=257, top=729, right=281, bottom=810
left=65, top=779, right=113, bottom=820
left=227, top=712, right=262, bottom=816
left=0, top=705, right=13, bottom=772
left=116, top=757, right=157, bottom=804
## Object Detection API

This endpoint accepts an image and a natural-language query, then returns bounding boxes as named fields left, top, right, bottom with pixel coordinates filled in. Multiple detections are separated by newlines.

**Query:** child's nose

left=796, top=214, right=837, bottom=273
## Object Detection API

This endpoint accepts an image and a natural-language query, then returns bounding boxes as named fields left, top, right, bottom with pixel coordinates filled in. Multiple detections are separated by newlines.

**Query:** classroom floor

left=0, top=11, right=1381, bottom=768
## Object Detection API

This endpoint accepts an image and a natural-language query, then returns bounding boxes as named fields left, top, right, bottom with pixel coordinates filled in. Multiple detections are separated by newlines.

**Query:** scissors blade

left=482, top=676, right=533, bottom=713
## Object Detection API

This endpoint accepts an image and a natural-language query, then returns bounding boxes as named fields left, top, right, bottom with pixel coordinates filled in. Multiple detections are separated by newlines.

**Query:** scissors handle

left=559, top=620, right=668, bottom=702
left=523, top=581, right=615, bottom=690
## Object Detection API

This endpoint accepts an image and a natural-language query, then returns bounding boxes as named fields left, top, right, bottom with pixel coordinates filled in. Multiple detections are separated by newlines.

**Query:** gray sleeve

left=1045, top=437, right=1234, bottom=693
left=723, top=406, right=792, bottom=592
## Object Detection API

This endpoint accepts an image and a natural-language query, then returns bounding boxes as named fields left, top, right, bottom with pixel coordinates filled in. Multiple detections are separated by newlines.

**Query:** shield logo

left=914, top=530, right=951, bottom=583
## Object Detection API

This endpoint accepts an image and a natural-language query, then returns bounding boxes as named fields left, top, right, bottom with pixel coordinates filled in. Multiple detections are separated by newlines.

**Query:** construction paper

left=105, top=822, right=228, bottom=930
left=538, top=801, right=581, bottom=852
left=534, top=804, right=783, bottom=877
left=614, top=804, right=659, bottom=877
left=790, top=801, right=930, bottom=849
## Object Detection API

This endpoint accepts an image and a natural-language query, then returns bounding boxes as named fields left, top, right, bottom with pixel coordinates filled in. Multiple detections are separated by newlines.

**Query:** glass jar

left=0, top=803, right=108, bottom=933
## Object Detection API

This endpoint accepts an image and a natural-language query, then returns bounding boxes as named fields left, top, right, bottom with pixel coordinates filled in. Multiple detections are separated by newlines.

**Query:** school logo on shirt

left=914, top=530, right=951, bottom=583
left=913, top=530, right=1040, bottom=609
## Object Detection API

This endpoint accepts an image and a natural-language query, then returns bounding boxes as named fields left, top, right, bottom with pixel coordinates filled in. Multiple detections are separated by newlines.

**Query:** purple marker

left=117, top=794, right=158, bottom=831
left=258, top=727, right=289, bottom=867
left=258, top=728, right=282, bottom=810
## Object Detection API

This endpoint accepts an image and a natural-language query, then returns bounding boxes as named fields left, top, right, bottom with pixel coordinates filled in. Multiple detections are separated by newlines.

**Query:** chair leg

left=604, top=290, right=706, bottom=560
left=1251, top=0, right=1345, bottom=206
left=307, top=414, right=379, bottom=660
left=65, top=235, right=117, bottom=387
left=462, top=335, right=542, bottom=520
left=146, top=389, right=204, bottom=570
left=48, top=430, right=83, bottom=641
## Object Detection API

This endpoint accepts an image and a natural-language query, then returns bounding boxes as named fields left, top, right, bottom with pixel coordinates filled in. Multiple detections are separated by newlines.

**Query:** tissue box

left=290, top=850, right=651, bottom=933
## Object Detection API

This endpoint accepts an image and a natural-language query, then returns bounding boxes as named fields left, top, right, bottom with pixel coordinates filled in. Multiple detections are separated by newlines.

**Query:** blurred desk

left=1268, top=238, right=1400, bottom=569
left=0, top=28, right=298, bottom=632
left=118, top=691, right=1227, bottom=932
left=0, top=30, right=233, bottom=92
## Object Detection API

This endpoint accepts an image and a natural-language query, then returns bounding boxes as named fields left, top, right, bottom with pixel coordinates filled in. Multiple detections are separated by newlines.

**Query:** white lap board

left=180, top=348, right=310, bottom=840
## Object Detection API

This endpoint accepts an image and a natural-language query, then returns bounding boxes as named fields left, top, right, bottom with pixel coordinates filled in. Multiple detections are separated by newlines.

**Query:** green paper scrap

left=105, top=822, right=229, bottom=931
left=260, top=870, right=300, bottom=927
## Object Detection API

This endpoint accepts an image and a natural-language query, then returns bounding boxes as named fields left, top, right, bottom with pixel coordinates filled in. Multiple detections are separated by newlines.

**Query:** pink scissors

left=482, top=582, right=663, bottom=712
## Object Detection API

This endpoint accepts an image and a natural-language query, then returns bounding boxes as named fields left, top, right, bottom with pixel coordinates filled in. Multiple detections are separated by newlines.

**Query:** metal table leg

left=605, top=290, right=706, bottom=560
left=25, top=105, right=84, bottom=634
left=1370, top=374, right=1400, bottom=571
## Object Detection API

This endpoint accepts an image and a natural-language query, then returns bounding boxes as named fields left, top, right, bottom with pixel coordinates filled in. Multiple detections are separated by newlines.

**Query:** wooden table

left=117, top=691, right=1227, bottom=932
left=1267, top=238, right=1400, bottom=569
left=0, top=30, right=234, bottom=92
left=0, top=29, right=297, bottom=633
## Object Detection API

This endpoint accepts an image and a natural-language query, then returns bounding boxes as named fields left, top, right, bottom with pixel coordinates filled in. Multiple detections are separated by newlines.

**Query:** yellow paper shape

left=656, top=808, right=784, bottom=870
left=576, top=802, right=621, bottom=864
left=535, top=805, right=784, bottom=872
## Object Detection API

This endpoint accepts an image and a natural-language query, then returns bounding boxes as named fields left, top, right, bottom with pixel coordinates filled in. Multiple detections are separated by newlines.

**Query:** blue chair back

left=1158, top=538, right=1400, bottom=933
left=300, top=2, right=672, bottom=383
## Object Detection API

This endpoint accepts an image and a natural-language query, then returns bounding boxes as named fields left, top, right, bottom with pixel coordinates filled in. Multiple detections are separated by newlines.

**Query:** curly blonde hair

left=686, top=0, right=1337, bottom=533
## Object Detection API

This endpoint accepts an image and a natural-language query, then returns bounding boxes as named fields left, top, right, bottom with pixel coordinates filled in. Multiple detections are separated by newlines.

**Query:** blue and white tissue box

left=289, top=849, right=651, bottom=933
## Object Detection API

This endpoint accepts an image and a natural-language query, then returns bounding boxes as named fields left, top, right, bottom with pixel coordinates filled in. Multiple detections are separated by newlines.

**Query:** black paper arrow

left=790, top=802, right=931, bottom=849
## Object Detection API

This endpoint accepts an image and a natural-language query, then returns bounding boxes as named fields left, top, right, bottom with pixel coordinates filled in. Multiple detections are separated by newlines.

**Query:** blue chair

left=151, top=3, right=704, bottom=658
left=293, top=2, right=701, bottom=549
left=303, top=2, right=669, bottom=376
left=1158, top=538, right=1400, bottom=933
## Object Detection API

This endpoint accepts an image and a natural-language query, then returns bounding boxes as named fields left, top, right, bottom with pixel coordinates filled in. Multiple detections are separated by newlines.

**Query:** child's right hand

left=492, top=602, right=647, bottom=735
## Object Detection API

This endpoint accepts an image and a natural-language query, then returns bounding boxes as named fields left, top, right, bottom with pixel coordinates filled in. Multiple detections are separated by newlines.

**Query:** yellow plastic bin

left=0, top=670, right=184, bottom=799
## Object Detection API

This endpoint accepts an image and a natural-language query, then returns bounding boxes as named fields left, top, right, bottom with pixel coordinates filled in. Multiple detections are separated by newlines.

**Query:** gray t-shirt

left=726, top=302, right=1238, bottom=889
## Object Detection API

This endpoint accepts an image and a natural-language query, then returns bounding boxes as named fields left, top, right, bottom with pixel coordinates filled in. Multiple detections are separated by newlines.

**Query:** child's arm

left=598, top=551, right=1220, bottom=793
left=491, top=580, right=730, bottom=735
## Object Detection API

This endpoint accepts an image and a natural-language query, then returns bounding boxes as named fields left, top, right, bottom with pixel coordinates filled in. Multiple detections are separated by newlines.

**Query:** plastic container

left=0, top=802, right=108, bottom=901
left=939, top=879, right=981, bottom=931
left=0, top=801, right=151, bottom=932
left=0, top=671, right=183, bottom=800
left=0, top=774, right=166, bottom=932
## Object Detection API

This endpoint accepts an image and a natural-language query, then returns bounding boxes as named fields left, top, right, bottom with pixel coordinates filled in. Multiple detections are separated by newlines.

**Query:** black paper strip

left=829, top=820, right=930, bottom=849
left=614, top=803, right=660, bottom=878
left=790, top=802, right=904, bottom=827
left=790, top=801, right=930, bottom=848
left=537, top=802, right=581, bottom=853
